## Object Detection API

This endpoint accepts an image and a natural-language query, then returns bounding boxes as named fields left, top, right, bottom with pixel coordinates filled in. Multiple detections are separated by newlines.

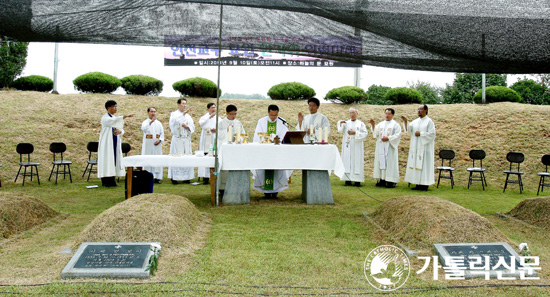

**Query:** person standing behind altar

left=337, top=107, right=368, bottom=187
left=252, top=104, right=289, bottom=198
left=218, top=104, right=246, bottom=197
left=369, top=108, right=401, bottom=188
left=401, top=104, right=436, bottom=191
left=168, top=98, right=195, bottom=184
left=296, top=97, right=330, bottom=143
left=97, top=100, right=134, bottom=187
left=198, top=102, right=221, bottom=185
left=141, top=107, right=165, bottom=184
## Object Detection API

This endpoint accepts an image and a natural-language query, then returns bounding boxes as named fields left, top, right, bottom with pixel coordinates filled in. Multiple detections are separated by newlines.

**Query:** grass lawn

left=1, top=91, right=549, bottom=295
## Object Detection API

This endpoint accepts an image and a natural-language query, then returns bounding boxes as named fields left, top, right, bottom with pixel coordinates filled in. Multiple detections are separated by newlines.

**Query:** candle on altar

left=309, top=125, right=313, bottom=137
left=317, top=127, right=322, bottom=142
left=324, top=127, right=329, bottom=143
left=236, top=126, right=241, bottom=142
left=228, top=126, right=232, bottom=142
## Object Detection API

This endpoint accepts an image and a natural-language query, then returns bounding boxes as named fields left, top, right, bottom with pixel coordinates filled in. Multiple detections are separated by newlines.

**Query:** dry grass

left=507, top=197, right=550, bottom=229
left=0, top=192, right=59, bottom=238
left=369, top=196, right=512, bottom=252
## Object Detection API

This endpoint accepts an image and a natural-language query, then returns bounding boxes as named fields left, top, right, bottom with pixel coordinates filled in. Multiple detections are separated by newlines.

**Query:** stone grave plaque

left=61, top=242, right=160, bottom=279
left=434, top=242, right=536, bottom=279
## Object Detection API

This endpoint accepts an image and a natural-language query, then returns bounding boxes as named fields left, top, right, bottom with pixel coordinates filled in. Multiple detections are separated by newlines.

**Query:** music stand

left=283, top=131, right=306, bottom=144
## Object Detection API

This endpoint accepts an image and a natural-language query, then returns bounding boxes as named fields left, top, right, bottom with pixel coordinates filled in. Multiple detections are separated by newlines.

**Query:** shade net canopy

left=1, top=0, right=550, bottom=73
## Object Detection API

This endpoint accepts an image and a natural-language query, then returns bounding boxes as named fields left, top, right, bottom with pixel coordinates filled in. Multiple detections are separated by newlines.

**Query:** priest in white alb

left=296, top=98, right=330, bottom=143
left=198, top=102, right=221, bottom=185
left=97, top=100, right=134, bottom=187
left=252, top=104, right=289, bottom=198
left=401, top=104, right=436, bottom=191
left=140, top=107, right=165, bottom=183
left=337, top=107, right=368, bottom=186
left=218, top=104, right=245, bottom=197
left=369, top=108, right=402, bottom=188
left=168, top=98, right=195, bottom=184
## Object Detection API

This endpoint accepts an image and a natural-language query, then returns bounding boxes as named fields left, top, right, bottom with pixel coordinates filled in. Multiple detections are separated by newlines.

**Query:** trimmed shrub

left=172, top=77, right=220, bottom=98
left=385, top=87, right=422, bottom=104
left=73, top=72, right=121, bottom=94
left=473, top=86, right=523, bottom=104
left=121, top=75, right=163, bottom=96
left=12, top=75, right=53, bottom=92
left=325, top=86, right=368, bottom=104
left=267, top=82, right=315, bottom=100
left=366, top=85, right=392, bottom=105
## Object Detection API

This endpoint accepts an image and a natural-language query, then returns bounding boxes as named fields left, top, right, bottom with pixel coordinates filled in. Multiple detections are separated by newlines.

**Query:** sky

left=21, top=42, right=522, bottom=99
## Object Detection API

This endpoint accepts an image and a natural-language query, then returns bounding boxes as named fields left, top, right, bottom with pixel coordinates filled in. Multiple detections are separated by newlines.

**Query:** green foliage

left=120, top=75, right=163, bottom=96
left=325, top=86, right=368, bottom=104
left=408, top=81, right=442, bottom=104
left=73, top=72, right=121, bottom=94
left=365, top=85, right=392, bottom=105
left=0, top=37, right=28, bottom=88
left=145, top=246, right=160, bottom=276
left=173, top=77, right=221, bottom=98
left=510, top=78, right=549, bottom=105
left=385, top=87, right=422, bottom=104
left=12, top=75, right=53, bottom=92
left=442, top=73, right=507, bottom=104
left=267, top=82, right=315, bottom=100
left=473, top=86, right=522, bottom=104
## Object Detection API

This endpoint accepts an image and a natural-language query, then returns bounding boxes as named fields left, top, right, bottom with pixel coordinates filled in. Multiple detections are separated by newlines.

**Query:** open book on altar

left=283, top=131, right=306, bottom=144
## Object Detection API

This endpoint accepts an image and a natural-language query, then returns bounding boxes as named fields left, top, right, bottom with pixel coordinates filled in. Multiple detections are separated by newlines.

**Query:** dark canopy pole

left=214, top=0, right=224, bottom=206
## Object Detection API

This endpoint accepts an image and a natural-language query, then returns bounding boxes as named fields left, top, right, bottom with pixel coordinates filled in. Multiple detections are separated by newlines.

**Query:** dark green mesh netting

left=1, top=0, right=549, bottom=73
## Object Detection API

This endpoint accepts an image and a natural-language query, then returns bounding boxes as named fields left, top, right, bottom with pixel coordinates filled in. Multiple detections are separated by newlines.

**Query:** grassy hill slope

left=1, top=90, right=549, bottom=189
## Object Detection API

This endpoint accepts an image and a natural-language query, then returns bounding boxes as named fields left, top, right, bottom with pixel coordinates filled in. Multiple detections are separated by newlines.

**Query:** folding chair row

left=14, top=142, right=73, bottom=186
left=438, top=149, right=550, bottom=195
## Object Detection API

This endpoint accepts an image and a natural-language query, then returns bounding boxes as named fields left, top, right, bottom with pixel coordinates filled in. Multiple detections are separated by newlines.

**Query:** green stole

left=264, top=121, right=277, bottom=190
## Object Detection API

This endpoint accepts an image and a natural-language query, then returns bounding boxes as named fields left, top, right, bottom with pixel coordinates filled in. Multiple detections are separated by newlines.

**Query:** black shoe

left=203, top=178, right=210, bottom=185
left=264, top=193, right=272, bottom=199
left=345, top=181, right=352, bottom=186
left=154, top=179, right=161, bottom=184
left=385, top=182, right=396, bottom=188
left=171, top=179, right=179, bottom=185
left=219, top=190, right=224, bottom=198
left=354, top=182, right=361, bottom=187
left=272, top=192, right=278, bottom=198
left=182, top=180, right=191, bottom=184
left=375, top=180, right=386, bottom=187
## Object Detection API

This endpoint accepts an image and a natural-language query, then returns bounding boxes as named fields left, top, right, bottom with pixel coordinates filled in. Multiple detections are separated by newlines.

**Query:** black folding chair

left=503, top=152, right=524, bottom=193
left=14, top=143, right=40, bottom=186
left=466, top=149, right=487, bottom=190
left=48, top=142, right=73, bottom=184
left=82, top=141, right=98, bottom=182
left=436, top=149, right=455, bottom=188
left=118, top=143, right=131, bottom=182
left=537, top=154, right=550, bottom=196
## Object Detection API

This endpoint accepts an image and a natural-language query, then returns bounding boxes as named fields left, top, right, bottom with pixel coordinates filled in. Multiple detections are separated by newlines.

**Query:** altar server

left=198, top=102, right=221, bottom=184
left=141, top=107, right=165, bottom=183
left=252, top=104, right=289, bottom=198
left=218, top=104, right=246, bottom=196
left=337, top=107, right=368, bottom=186
left=369, top=108, right=401, bottom=188
left=296, top=98, right=331, bottom=143
left=97, top=100, right=134, bottom=187
left=401, top=105, right=436, bottom=191
left=168, top=98, right=195, bottom=184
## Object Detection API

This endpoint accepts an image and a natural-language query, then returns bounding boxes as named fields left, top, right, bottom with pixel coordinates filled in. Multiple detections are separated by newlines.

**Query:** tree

left=442, top=73, right=507, bottom=104
left=0, top=37, right=29, bottom=88
left=366, top=84, right=392, bottom=105
left=510, top=77, right=548, bottom=105
left=407, top=80, right=442, bottom=104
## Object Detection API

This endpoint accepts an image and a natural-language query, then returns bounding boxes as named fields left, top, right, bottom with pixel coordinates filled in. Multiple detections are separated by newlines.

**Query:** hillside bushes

left=12, top=75, right=53, bottom=92
left=121, top=75, right=163, bottom=96
left=385, top=87, right=422, bottom=104
left=325, top=86, right=368, bottom=104
left=473, top=86, right=522, bottom=103
left=73, top=72, right=121, bottom=94
left=267, top=82, right=315, bottom=100
left=173, top=77, right=220, bottom=97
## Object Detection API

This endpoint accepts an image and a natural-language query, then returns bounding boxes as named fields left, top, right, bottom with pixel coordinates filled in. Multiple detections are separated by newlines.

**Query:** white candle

left=317, top=127, right=322, bottom=142
left=309, top=125, right=313, bottom=136
left=236, top=126, right=241, bottom=142
left=228, top=126, right=232, bottom=142
left=324, top=127, right=329, bottom=143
